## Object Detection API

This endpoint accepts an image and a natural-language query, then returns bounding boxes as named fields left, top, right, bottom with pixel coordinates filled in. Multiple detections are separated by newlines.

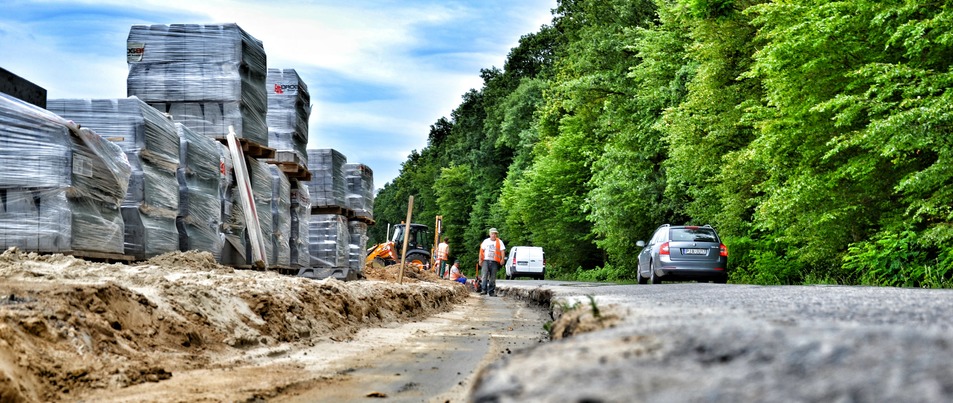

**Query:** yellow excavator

left=365, top=223, right=432, bottom=269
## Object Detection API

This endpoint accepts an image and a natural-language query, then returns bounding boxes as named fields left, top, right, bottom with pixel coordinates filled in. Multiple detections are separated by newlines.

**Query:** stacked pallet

left=306, top=149, right=347, bottom=208
left=126, top=23, right=269, bottom=147
left=298, top=148, right=375, bottom=279
left=0, top=93, right=132, bottom=257
left=290, top=183, right=311, bottom=269
left=127, top=23, right=279, bottom=268
left=347, top=220, right=368, bottom=272
left=176, top=123, right=229, bottom=260
left=269, top=165, right=291, bottom=268
left=266, top=68, right=310, bottom=180
left=344, top=163, right=374, bottom=223
left=309, top=214, right=349, bottom=269
left=48, top=97, right=181, bottom=260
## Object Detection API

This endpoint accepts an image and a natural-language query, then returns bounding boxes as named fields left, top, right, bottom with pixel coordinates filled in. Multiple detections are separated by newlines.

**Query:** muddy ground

left=0, top=248, right=474, bottom=402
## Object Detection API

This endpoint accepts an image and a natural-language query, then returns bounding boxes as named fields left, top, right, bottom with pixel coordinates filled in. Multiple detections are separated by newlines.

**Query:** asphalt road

left=476, top=281, right=953, bottom=403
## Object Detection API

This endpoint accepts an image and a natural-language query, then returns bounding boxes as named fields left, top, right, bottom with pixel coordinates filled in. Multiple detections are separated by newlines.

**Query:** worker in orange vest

left=478, top=228, right=505, bottom=297
left=435, top=237, right=450, bottom=278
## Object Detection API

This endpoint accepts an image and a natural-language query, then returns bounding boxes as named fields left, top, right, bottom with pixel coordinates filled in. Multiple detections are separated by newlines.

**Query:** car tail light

left=660, top=242, right=670, bottom=255
left=720, top=243, right=728, bottom=257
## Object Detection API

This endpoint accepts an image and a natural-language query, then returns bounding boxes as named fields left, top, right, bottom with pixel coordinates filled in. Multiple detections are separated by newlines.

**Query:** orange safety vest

left=479, top=239, right=503, bottom=264
left=436, top=242, right=449, bottom=261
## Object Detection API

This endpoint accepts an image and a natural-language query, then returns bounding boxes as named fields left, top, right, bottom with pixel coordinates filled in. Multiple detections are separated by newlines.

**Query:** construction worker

left=436, top=237, right=450, bottom=278
left=478, top=228, right=505, bottom=296
left=449, top=260, right=467, bottom=284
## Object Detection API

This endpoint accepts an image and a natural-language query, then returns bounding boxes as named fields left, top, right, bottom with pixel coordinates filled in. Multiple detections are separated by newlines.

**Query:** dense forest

left=370, top=0, right=953, bottom=287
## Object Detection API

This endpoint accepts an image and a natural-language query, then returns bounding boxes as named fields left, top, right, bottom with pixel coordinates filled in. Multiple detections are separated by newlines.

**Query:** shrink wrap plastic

left=247, top=157, right=273, bottom=263
left=176, top=123, right=227, bottom=259
left=344, top=163, right=374, bottom=220
left=305, top=149, right=346, bottom=208
left=127, top=23, right=268, bottom=145
left=309, top=214, right=349, bottom=268
left=220, top=145, right=249, bottom=266
left=269, top=165, right=291, bottom=267
left=0, top=93, right=131, bottom=255
left=290, top=183, right=311, bottom=268
left=266, top=69, right=310, bottom=164
left=347, top=220, right=368, bottom=271
left=48, top=97, right=180, bottom=259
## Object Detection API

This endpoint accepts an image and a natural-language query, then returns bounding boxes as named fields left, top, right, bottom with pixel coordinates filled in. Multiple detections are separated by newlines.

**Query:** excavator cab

left=366, top=223, right=432, bottom=269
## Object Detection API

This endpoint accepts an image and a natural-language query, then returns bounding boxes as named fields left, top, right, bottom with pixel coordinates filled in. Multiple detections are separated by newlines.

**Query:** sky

left=0, top=0, right=556, bottom=189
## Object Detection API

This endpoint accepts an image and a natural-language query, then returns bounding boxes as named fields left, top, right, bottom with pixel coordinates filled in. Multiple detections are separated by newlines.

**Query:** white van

left=504, top=246, right=545, bottom=280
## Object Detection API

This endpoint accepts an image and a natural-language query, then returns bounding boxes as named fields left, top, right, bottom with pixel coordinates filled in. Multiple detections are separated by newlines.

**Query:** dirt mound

left=364, top=263, right=448, bottom=283
left=0, top=247, right=467, bottom=402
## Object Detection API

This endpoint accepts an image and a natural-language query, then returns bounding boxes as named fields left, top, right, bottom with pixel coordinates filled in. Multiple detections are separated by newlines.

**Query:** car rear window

left=669, top=228, right=718, bottom=242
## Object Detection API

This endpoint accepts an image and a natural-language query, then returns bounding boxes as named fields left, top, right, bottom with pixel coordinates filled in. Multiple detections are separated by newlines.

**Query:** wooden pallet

left=266, top=160, right=311, bottom=181
left=214, top=136, right=276, bottom=159
left=311, top=205, right=352, bottom=216
left=348, top=215, right=376, bottom=226
left=272, top=266, right=299, bottom=276
left=54, top=250, right=135, bottom=264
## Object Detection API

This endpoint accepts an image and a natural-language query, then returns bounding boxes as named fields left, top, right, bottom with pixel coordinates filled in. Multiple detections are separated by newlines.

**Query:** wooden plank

left=227, top=127, right=268, bottom=268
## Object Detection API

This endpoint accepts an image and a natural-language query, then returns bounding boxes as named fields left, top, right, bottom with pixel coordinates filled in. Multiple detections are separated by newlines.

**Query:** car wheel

left=637, top=264, right=648, bottom=284
left=649, top=261, right=662, bottom=284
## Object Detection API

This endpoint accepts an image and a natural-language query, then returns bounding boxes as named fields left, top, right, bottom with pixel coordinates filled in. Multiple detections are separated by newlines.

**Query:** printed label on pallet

left=127, top=42, right=145, bottom=62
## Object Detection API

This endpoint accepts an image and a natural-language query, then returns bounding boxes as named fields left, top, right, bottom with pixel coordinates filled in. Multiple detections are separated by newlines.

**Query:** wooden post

left=398, top=195, right=414, bottom=284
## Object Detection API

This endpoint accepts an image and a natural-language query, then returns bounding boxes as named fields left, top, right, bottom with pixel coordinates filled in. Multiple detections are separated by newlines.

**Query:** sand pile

left=0, top=247, right=467, bottom=402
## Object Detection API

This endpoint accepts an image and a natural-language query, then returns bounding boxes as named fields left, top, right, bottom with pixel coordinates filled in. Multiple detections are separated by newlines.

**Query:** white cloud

left=1, top=0, right=557, bottom=188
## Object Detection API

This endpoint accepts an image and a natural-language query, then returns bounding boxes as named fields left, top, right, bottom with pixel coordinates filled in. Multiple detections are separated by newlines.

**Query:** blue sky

left=0, top=0, right=556, bottom=189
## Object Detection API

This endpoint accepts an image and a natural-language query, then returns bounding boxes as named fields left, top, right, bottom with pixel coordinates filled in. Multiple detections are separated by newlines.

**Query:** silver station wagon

left=636, top=224, right=728, bottom=284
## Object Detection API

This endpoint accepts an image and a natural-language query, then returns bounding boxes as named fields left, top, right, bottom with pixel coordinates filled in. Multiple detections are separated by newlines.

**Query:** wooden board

left=227, top=127, right=268, bottom=268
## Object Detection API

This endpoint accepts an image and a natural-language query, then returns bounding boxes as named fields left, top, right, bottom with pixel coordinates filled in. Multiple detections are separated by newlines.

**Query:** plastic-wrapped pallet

left=347, top=220, right=368, bottom=272
left=266, top=69, right=310, bottom=164
left=269, top=165, right=291, bottom=267
left=47, top=97, right=180, bottom=259
left=176, top=123, right=226, bottom=259
left=305, top=149, right=346, bottom=208
left=309, top=214, right=349, bottom=268
left=220, top=146, right=248, bottom=266
left=126, top=23, right=268, bottom=145
left=247, top=157, right=273, bottom=263
left=0, top=93, right=131, bottom=255
left=290, top=183, right=311, bottom=268
left=344, top=163, right=374, bottom=221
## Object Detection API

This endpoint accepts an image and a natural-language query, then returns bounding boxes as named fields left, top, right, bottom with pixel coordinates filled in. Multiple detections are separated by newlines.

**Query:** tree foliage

left=372, top=0, right=953, bottom=286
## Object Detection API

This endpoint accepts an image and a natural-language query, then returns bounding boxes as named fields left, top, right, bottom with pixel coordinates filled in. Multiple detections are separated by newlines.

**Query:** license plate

left=683, top=249, right=707, bottom=255
left=517, top=262, right=528, bottom=266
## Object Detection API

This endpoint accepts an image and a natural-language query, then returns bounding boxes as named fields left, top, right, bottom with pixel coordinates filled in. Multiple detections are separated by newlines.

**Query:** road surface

left=273, top=292, right=550, bottom=402
left=476, top=281, right=953, bottom=402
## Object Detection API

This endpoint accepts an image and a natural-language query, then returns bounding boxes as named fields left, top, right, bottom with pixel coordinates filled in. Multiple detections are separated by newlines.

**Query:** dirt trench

left=0, top=248, right=468, bottom=402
